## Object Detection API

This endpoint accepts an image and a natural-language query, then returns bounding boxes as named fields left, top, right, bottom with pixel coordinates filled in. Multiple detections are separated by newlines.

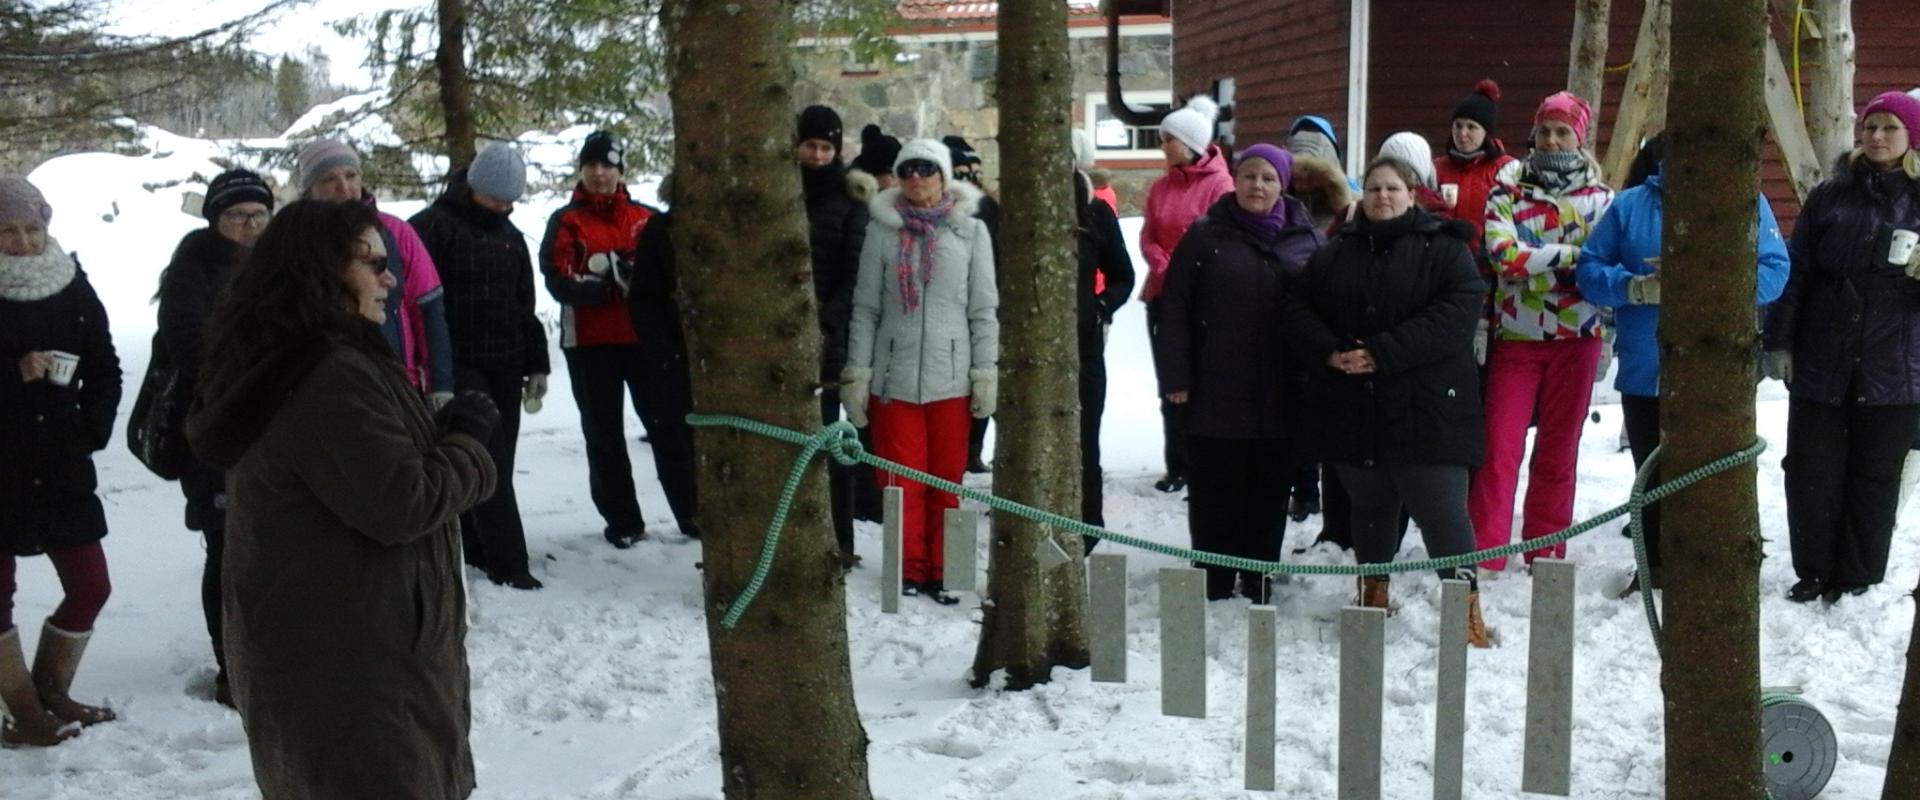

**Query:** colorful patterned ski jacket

left=1482, top=156, right=1615, bottom=341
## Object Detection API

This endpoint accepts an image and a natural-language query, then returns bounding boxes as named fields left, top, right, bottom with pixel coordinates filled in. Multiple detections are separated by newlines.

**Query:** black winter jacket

left=158, top=228, right=242, bottom=531
left=1154, top=194, right=1323, bottom=439
left=411, top=171, right=552, bottom=377
left=1283, top=209, right=1487, bottom=467
left=1079, top=199, right=1135, bottom=359
left=1764, top=154, right=1920, bottom=406
left=628, top=211, right=691, bottom=370
left=1, top=259, right=121, bottom=555
left=803, top=162, right=869, bottom=377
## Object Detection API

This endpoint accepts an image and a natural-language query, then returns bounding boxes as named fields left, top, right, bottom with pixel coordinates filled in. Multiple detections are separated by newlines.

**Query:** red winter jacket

left=538, top=184, right=653, bottom=347
left=1433, top=140, right=1517, bottom=255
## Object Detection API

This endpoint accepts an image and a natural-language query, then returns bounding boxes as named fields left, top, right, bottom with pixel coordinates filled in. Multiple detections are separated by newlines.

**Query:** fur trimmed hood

left=866, top=179, right=985, bottom=232
left=1289, top=156, right=1353, bottom=212
left=846, top=168, right=880, bottom=203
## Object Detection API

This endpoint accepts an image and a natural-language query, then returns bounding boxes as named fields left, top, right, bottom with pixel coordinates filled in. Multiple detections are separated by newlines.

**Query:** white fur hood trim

left=867, top=180, right=985, bottom=232
left=0, top=237, right=78, bottom=302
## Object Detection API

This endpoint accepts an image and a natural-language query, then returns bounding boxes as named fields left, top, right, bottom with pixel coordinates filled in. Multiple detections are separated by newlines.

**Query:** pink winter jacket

left=1139, top=145, right=1234, bottom=301
left=376, top=209, right=449, bottom=391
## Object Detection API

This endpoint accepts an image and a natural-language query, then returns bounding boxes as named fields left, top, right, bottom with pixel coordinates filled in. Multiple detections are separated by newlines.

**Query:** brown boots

left=33, top=622, right=117, bottom=726
left=1357, top=576, right=1391, bottom=612
left=1354, top=573, right=1491, bottom=649
left=0, top=627, right=77, bottom=748
left=1465, top=589, right=1492, bottom=649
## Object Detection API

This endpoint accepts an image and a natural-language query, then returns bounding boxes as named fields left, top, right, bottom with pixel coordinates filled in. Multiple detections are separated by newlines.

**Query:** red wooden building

left=1114, top=0, right=1920, bottom=229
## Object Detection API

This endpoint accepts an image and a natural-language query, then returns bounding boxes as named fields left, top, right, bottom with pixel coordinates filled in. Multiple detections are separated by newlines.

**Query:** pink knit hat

left=1861, top=91, right=1920, bottom=140
left=1534, top=91, right=1594, bottom=145
left=0, top=176, right=52, bottom=226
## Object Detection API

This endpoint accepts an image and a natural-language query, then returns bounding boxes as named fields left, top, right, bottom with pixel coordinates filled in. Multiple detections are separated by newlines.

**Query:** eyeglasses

left=357, top=255, right=390, bottom=275
left=220, top=209, right=271, bottom=225
left=895, top=161, right=942, bottom=180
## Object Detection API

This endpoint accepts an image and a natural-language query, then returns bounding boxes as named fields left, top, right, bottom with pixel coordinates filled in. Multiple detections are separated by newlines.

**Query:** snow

left=4, top=127, right=1912, bottom=799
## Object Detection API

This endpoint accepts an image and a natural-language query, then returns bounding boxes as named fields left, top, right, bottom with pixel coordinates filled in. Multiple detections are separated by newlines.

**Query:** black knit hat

left=1451, top=79, right=1502, bottom=131
left=796, top=105, right=844, bottom=155
left=943, top=135, right=981, bottom=168
left=203, top=168, right=274, bottom=223
left=852, top=124, right=902, bottom=176
left=578, top=130, right=625, bottom=172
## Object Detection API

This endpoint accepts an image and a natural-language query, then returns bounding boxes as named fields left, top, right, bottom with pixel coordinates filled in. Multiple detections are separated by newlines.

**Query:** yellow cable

left=1791, top=0, right=1806, bottom=118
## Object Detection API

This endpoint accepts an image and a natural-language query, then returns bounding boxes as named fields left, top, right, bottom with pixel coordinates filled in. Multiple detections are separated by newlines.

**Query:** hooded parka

left=848, top=180, right=1000, bottom=403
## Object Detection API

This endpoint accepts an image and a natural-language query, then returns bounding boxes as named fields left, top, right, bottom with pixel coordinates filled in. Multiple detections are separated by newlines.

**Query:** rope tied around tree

left=688, top=413, right=1764, bottom=632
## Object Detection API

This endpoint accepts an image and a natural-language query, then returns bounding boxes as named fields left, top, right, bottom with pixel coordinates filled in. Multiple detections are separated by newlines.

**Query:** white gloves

left=1762, top=351, right=1793, bottom=384
left=1628, top=274, right=1661, bottom=305
left=585, top=252, right=614, bottom=276
left=1472, top=321, right=1489, bottom=367
left=427, top=391, right=455, bottom=412
left=969, top=368, right=997, bottom=419
left=840, top=367, right=872, bottom=428
left=523, top=373, right=548, bottom=414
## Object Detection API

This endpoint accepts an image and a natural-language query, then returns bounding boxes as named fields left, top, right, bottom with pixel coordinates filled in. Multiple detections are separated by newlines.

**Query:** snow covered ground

left=3, top=133, right=1912, bottom=799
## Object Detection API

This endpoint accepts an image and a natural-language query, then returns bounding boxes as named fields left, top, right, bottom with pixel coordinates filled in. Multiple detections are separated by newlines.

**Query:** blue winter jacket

left=1574, top=174, right=1790, bottom=396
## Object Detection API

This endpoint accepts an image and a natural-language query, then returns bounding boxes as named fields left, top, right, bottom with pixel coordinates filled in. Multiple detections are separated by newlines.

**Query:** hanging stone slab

left=1433, top=579, right=1470, bottom=800
left=1522, top=559, right=1576, bottom=796
left=1339, top=606, right=1386, bottom=800
left=1088, top=553, right=1128, bottom=683
left=1159, top=567, right=1206, bottom=718
left=881, top=486, right=904, bottom=614
left=1244, top=605, right=1277, bottom=791
left=943, top=508, right=980, bottom=592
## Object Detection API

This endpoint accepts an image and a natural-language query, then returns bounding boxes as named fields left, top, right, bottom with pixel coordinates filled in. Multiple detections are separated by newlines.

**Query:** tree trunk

left=1803, top=0, right=1855, bottom=165
left=969, top=0, right=1091, bottom=691
left=660, top=2, right=873, bottom=798
left=1567, top=0, right=1611, bottom=140
left=1887, top=585, right=1920, bottom=794
left=433, top=0, right=476, bottom=170
left=1601, top=0, right=1670, bottom=184
left=1660, top=0, right=1767, bottom=795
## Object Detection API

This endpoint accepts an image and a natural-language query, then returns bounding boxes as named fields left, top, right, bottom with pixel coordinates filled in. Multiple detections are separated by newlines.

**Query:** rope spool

left=1760, top=691, right=1837, bottom=799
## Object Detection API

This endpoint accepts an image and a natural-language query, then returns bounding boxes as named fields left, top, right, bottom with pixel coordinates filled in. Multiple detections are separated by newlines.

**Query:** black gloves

left=435, top=390, right=500, bottom=442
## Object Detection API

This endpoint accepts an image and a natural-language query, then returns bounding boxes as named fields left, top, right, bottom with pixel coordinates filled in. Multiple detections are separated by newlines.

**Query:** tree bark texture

left=661, top=2, right=872, bottom=797
left=1567, top=0, right=1611, bottom=141
left=1601, top=0, right=1670, bottom=185
left=433, top=0, right=477, bottom=170
left=1888, top=586, right=1920, bottom=795
left=1661, top=0, right=1768, bottom=795
left=969, top=0, right=1091, bottom=691
left=1803, top=0, right=1855, bottom=166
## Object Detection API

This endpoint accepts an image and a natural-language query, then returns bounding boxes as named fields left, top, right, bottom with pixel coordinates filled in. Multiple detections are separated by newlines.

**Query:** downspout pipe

left=1106, top=4, right=1167, bottom=126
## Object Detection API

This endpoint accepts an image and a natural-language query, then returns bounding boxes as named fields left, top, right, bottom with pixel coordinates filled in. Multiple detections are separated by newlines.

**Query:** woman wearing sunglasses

left=187, top=199, right=500, bottom=798
left=843, top=138, right=999, bottom=605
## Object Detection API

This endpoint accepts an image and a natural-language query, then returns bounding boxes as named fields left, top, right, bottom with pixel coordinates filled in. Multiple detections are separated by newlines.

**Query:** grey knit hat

left=467, top=142, right=527, bottom=203
left=296, top=138, right=362, bottom=194
left=0, top=176, right=52, bottom=226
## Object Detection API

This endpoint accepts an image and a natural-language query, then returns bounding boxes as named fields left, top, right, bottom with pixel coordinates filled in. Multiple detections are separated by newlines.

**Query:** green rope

left=689, top=413, right=1764, bottom=629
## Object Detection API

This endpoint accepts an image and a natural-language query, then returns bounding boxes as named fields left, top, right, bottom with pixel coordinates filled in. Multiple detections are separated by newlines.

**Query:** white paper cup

left=1440, top=183, right=1460, bottom=207
left=1891, top=229, right=1918, bottom=265
left=47, top=350, right=79, bottom=387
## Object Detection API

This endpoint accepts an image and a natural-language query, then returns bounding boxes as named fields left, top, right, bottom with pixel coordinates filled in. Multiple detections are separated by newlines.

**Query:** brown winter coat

left=185, top=321, right=495, bottom=800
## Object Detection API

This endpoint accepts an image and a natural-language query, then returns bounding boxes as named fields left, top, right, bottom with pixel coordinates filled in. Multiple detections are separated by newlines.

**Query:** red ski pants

left=869, top=396, right=971, bottom=584
left=1469, top=337, right=1602, bottom=570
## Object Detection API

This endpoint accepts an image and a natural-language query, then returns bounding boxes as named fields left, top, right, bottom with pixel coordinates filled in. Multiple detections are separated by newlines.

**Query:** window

left=1084, top=90, right=1172, bottom=161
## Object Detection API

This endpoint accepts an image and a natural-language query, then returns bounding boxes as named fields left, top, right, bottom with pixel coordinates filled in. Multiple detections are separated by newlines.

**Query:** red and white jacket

left=538, top=184, right=654, bottom=348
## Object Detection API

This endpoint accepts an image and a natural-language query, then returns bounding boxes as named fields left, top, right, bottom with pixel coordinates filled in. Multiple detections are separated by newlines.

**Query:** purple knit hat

left=0, top=176, right=52, bottom=226
left=1862, top=91, right=1920, bottom=141
left=1235, top=143, right=1294, bottom=191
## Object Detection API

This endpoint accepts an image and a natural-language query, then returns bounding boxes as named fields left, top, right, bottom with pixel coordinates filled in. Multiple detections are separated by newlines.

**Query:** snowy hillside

left=1, top=124, right=1911, bottom=799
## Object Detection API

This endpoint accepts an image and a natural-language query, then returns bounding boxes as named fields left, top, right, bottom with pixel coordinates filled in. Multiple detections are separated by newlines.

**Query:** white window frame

left=1084, top=89, right=1173, bottom=161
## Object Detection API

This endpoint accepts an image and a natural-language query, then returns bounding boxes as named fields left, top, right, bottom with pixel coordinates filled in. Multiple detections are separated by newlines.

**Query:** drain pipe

left=1105, top=3, right=1166, bottom=126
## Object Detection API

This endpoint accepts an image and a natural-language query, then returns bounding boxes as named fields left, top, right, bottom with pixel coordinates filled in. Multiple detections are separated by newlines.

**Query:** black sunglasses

left=895, top=160, right=942, bottom=180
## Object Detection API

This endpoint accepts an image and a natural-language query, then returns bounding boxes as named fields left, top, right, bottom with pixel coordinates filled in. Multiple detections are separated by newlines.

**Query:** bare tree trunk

left=433, top=0, right=476, bottom=170
left=661, top=2, right=873, bottom=797
left=1661, top=0, right=1767, bottom=794
left=1602, top=0, right=1670, bottom=183
left=969, top=0, right=1091, bottom=691
left=1887, top=587, right=1920, bottom=795
left=1803, top=0, right=1855, bottom=165
left=1567, top=0, right=1612, bottom=140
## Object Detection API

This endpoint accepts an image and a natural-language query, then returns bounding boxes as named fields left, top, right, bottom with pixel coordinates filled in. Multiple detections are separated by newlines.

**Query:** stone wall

left=794, top=31, right=1171, bottom=214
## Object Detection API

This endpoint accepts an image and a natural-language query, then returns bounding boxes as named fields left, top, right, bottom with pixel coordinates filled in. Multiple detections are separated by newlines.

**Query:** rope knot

left=817, top=420, right=866, bottom=465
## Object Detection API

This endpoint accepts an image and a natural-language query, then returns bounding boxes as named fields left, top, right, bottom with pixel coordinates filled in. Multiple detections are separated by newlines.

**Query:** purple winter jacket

left=1764, top=155, right=1920, bottom=406
left=1154, top=194, right=1324, bottom=440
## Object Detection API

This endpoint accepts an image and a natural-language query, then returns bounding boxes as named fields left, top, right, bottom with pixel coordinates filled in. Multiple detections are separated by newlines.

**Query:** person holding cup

left=0, top=175, right=122, bottom=746
left=1577, top=135, right=1790, bottom=597
left=1762, top=91, right=1920, bottom=603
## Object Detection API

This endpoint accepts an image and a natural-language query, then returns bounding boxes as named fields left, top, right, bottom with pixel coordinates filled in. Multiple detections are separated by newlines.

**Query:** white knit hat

left=893, top=137, right=955, bottom=183
left=1376, top=131, right=1437, bottom=189
left=1158, top=94, right=1220, bottom=157
left=1070, top=128, right=1097, bottom=171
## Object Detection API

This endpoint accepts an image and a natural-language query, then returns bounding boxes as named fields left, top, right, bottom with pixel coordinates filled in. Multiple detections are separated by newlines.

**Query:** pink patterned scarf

left=894, top=193, right=955, bottom=314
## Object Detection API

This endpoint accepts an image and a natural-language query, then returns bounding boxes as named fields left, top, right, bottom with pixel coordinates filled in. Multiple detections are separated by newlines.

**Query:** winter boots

left=1354, top=573, right=1490, bottom=649
left=1357, top=576, right=1390, bottom=612
left=0, top=627, right=77, bottom=748
left=32, top=622, right=116, bottom=727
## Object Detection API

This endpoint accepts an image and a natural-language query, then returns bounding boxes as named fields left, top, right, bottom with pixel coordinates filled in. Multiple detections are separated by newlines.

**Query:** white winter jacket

left=848, top=181, right=999, bottom=403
